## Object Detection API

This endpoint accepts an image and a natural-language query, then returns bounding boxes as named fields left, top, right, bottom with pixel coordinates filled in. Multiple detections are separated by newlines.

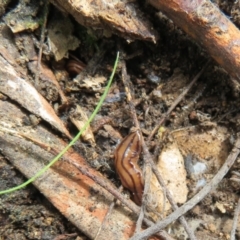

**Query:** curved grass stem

left=0, top=52, right=119, bottom=195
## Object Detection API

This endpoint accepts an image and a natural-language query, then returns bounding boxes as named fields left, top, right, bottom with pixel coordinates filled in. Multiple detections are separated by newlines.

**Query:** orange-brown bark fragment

left=149, top=0, right=240, bottom=81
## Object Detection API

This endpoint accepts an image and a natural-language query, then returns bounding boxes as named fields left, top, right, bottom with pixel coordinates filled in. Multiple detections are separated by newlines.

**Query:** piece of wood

left=49, top=0, right=158, bottom=42
left=148, top=0, right=240, bottom=82
left=0, top=100, right=137, bottom=240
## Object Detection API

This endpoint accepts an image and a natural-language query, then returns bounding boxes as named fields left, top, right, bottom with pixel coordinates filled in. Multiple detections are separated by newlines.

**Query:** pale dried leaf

left=48, top=13, right=80, bottom=61
left=149, top=142, right=188, bottom=218
left=77, top=75, right=107, bottom=92
left=70, top=105, right=95, bottom=144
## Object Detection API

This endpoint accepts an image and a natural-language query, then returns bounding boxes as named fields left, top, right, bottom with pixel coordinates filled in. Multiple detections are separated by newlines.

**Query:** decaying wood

left=0, top=55, right=72, bottom=139
left=0, top=28, right=169, bottom=238
left=49, top=0, right=158, bottom=42
left=148, top=0, right=240, bottom=82
left=0, top=25, right=139, bottom=239
left=51, top=0, right=240, bottom=82
left=0, top=98, right=174, bottom=240
left=0, top=100, right=136, bottom=240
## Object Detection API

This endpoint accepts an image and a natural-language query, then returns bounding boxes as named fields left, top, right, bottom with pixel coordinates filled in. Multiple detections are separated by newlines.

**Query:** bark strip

left=149, top=0, right=240, bottom=81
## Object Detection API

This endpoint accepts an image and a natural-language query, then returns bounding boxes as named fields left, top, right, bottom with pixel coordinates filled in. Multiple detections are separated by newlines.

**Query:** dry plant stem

left=230, top=197, right=240, bottom=240
left=63, top=155, right=171, bottom=239
left=121, top=60, right=153, bottom=235
left=121, top=60, right=148, bottom=221
left=121, top=60, right=150, bottom=229
left=135, top=205, right=145, bottom=234
left=121, top=60, right=195, bottom=239
left=94, top=201, right=115, bottom=240
left=147, top=60, right=209, bottom=142
left=18, top=131, right=172, bottom=239
left=53, top=233, right=78, bottom=240
left=130, top=136, right=240, bottom=240
left=173, top=84, right=207, bottom=126
left=94, top=188, right=122, bottom=240
left=149, top=0, right=240, bottom=82
left=35, top=1, right=49, bottom=87
left=135, top=161, right=151, bottom=233
left=150, top=160, right=197, bottom=240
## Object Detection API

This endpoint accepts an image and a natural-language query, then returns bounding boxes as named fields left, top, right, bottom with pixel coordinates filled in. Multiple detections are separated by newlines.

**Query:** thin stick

left=15, top=126, right=172, bottom=239
left=121, top=60, right=196, bottom=239
left=147, top=60, right=210, bottom=142
left=94, top=188, right=122, bottom=240
left=135, top=205, right=145, bottom=233
left=63, top=154, right=171, bottom=239
left=150, top=162, right=197, bottom=240
left=35, top=0, right=49, bottom=87
left=130, top=136, right=240, bottom=240
left=121, top=60, right=152, bottom=233
left=230, top=197, right=240, bottom=240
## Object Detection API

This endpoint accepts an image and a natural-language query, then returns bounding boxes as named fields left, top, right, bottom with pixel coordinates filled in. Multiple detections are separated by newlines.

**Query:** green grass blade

left=0, top=51, right=120, bottom=195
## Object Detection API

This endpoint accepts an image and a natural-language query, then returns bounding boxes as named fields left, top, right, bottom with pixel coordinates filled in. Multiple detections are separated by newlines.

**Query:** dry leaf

left=77, top=75, right=107, bottom=92
left=48, top=12, right=81, bottom=61
left=70, top=105, right=95, bottom=144
left=149, top=142, right=188, bottom=217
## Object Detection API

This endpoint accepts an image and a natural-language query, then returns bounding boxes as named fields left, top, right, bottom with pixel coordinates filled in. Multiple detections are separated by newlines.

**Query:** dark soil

left=1, top=0, right=240, bottom=240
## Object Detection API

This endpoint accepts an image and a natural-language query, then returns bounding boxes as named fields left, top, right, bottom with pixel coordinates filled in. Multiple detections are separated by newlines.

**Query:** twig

left=150, top=162, right=197, bottom=240
left=173, top=83, right=207, bottom=126
left=121, top=59, right=152, bottom=233
left=17, top=129, right=171, bottom=239
left=94, top=188, right=121, bottom=240
left=147, top=60, right=210, bottom=142
left=135, top=205, right=145, bottom=234
left=35, top=0, right=49, bottom=87
left=230, top=196, right=240, bottom=240
left=129, top=136, right=240, bottom=240
left=121, top=60, right=196, bottom=239
left=63, top=154, right=172, bottom=239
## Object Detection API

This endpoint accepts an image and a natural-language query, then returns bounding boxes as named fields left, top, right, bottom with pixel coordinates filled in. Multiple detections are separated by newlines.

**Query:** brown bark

left=148, top=0, right=240, bottom=81
left=0, top=99, right=137, bottom=240
left=49, top=0, right=158, bottom=42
